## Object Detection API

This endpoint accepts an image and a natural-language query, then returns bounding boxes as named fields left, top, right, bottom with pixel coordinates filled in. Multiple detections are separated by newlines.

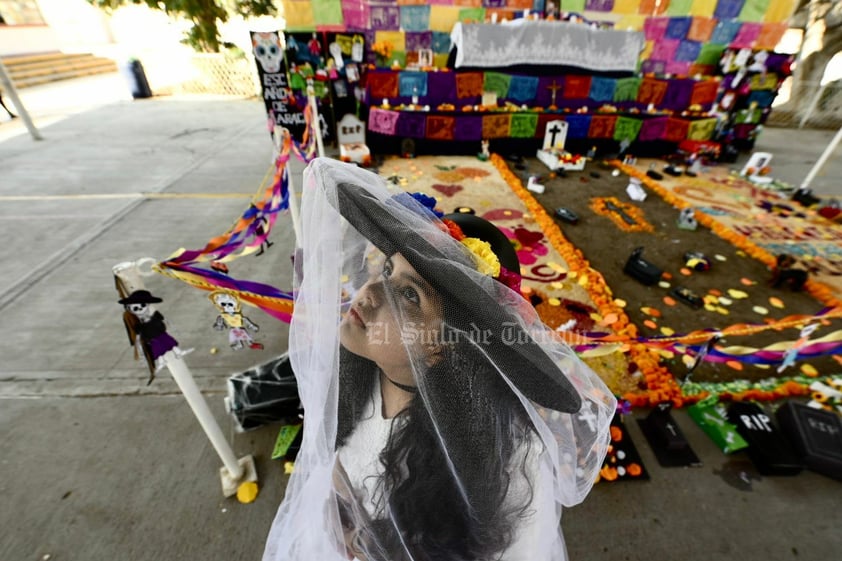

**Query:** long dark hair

left=336, top=339, right=538, bottom=561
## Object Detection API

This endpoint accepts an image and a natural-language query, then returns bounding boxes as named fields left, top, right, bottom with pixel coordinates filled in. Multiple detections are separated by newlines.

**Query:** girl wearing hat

left=264, top=158, right=615, bottom=561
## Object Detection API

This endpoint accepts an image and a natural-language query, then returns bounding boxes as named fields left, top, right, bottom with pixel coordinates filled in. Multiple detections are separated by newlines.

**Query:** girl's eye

left=382, top=259, right=393, bottom=277
left=399, top=286, right=420, bottom=305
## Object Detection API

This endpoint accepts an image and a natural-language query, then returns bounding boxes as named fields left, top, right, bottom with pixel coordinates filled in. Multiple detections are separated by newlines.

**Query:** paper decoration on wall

left=675, top=40, right=702, bottom=62
left=710, top=19, right=742, bottom=44
left=586, top=0, right=615, bottom=11
left=644, top=16, right=668, bottom=40
left=342, top=1, right=370, bottom=30
left=482, top=113, right=511, bottom=138
left=426, top=115, right=456, bottom=140
left=714, top=0, right=745, bottom=19
left=455, top=72, right=484, bottom=98
left=731, top=22, right=762, bottom=49
left=588, top=115, right=617, bottom=139
left=508, top=75, right=539, bottom=103
left=589, top=77, right=616, bottom=103
left=764, top=0, right=796, bottom=23
left=313, top=0, right=344, bottom=27
left=368, top=71, right=400, bottom=99
left=399, top=71, right=428, bottom=97
left=638, top=116, right=668, bottom=141
left=614, top=116, right=643, bottom=142
left=405, top=31, right=433, bottom=51
left=666, top=0, right=694, bottom=16
left=396, top=112, right=426, bottom=137
left=650, top=39, right=679, bottom=61
left=639, top=0, right=668, bottom=16
left=665, top=16, right=692, bottom=40
left=687, top=16, right=716, bottom=41
left=738, top=0, right=770, bottom=22
left=282, top=0, right=315, bottom=30
left=565, top=115, right=592, bottom=138
left=664, top=117, right=690, bottom=142
left=613, top=77, right=641, bottom=102
left=370, top=4, right=401, bottom=30
left=453, top=115, right=482, bottom=140
left=431, top=31, right=452, bottom=53
left=483, top=72, right=512, bottom=99
left=689, top=0, right=716, bottom=17
left=400, top=5, right=431, bottom=31
left=368, top=107, right=401, bottom=134
left=687, top=118, right=717, bottom=140
left=458, top=7, right=486, bottom=22
left=510, top=113, right=538, bottom=138
left=564, top=76, right=592, bottom=99
left=690, top=79, right=719, bottom=105
left=429, top=5, right=462, bottom=32
left=637, top=78, right=668, bottom=106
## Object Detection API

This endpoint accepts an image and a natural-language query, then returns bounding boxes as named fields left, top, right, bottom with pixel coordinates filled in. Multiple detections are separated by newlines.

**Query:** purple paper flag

left=426, top=72, right=456, bottom=103
left=396, top=111, right=427, bottom=138
left=638, top=117, right=668, bottom=141
left=585, top=0, right=614, bottom=11
left=640, top=60, right=666, bottom=75
left=453, top=115, right=483, bottom=141
left=405, top=31, right=432, bottom=51
left=369, top=5, right=400, bottom=30
left=661, top=78, right=694, bottom=110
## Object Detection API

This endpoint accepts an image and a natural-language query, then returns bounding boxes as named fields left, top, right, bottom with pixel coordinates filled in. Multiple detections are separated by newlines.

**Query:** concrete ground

left=1, top=74, right=840, bottom=561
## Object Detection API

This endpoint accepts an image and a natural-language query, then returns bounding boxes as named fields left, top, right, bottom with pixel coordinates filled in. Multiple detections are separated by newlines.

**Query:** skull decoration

left=253, top=32, right=283, bottom=74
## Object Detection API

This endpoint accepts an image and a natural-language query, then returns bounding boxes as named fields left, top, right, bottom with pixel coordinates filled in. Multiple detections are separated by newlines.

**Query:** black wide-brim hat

left=118, top=289, right=163, bottom=305
left=335, top=182, right=582, bottom=414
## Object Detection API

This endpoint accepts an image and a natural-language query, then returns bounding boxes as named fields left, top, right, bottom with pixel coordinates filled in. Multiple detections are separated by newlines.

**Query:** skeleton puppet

left=209, top=291, right=264, bottom=350
left=119, top=290, right=188, bottom=384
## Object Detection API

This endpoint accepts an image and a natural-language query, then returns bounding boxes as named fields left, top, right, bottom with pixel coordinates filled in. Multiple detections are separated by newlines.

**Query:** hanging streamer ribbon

left=156, top=106, right=322, bottom=323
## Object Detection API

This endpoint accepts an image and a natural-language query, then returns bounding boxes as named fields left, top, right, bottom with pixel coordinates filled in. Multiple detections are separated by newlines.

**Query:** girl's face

left=340, top=252, right=444, bottom=377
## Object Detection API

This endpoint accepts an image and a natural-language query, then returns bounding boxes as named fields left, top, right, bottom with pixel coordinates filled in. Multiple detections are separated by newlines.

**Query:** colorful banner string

left=156, top=105, right=321, bottom=323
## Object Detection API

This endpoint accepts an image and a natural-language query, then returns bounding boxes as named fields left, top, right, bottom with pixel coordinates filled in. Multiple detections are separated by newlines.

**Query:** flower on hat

left=461, top=237, right=501, bottom=279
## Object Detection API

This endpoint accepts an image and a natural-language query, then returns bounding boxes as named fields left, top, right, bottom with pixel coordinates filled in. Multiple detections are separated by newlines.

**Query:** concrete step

left=2, top=52, right=118, bottom=89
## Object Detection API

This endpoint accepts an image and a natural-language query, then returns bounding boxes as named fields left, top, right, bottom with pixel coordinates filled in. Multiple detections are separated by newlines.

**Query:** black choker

left=383, top=374, right=418, bottom=393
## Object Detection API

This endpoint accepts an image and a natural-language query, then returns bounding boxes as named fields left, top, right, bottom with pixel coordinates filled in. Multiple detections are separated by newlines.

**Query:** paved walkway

left=1, top=73, right=840, bottom=561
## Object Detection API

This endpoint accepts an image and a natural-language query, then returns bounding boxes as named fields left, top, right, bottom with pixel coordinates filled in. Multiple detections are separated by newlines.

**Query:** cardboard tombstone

left=637, top=402, right=701, bottom=467
left=776, top=401, right=842, bottom=480
left=727, top=402, right=804, bottom=476
left=536, top=120, right=585, bottom=171
left=337, top=114, right=371, bottom=166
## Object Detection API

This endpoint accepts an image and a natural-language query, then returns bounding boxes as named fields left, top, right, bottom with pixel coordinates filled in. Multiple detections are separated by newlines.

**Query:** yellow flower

left=461, top=237, right=501, bottom=278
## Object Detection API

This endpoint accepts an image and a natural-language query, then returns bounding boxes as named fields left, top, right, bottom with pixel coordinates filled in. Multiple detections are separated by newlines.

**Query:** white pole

left=113, top=260, right=256, bottom=496
left=800, top=126, right=842, bottom=191
left=0, top=59, right=43, bottom=141
left=164, top=353, right=243, bottom=479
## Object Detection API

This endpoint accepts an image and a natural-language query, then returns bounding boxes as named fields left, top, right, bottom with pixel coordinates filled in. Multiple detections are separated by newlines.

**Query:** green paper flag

left=687, top=118, right=717, bottom=140
left=563, top=0, right=586, bottom=12
left=613, top=77, right=641, bottom=103
left=696, top=43, right=726, bottom=65
left=738, top=0, right=770, bottom=22
left=667, top=0, right=694, bottom=16
left=613, top=116, right=642, bottom=142
left=459, top=8, right=485, bottom=23
left=483, top=72, right=512, bottom=99
left=510, top=113, right=538, bottom=138
left=312, top=0, right=344, bottom=26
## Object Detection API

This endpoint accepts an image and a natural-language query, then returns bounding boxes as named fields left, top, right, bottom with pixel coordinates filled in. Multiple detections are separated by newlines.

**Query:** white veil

left=263, top=157, right=616, bottom=561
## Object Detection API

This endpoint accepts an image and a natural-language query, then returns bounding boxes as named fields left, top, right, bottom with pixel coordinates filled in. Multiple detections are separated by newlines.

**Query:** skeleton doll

left=209, top=291, right=264, bottom=350
left=119, top=290, right=189, bottom=383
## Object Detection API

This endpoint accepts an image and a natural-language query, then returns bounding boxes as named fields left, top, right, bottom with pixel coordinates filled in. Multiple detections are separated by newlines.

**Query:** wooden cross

left=547, top=80, right=562, bottom=109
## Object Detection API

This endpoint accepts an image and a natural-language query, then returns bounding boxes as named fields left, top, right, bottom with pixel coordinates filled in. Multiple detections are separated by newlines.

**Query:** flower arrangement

left=371, top=41, right=393, bottom=61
